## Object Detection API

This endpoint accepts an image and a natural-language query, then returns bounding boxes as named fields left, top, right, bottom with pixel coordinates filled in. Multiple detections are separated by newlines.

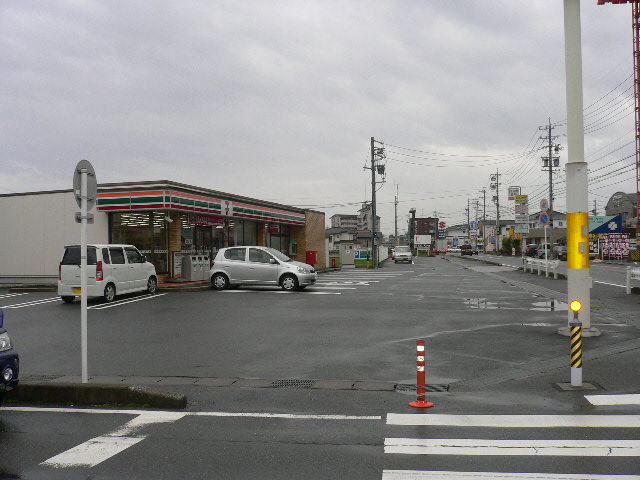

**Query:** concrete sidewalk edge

left=6, top=381, right=187, bottom=409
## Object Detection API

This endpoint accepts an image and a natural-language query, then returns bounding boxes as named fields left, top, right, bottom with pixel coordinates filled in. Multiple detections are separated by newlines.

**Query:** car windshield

left=266, top=248, right=292, bottom=262
left=395, top=247, right=410, bottom=253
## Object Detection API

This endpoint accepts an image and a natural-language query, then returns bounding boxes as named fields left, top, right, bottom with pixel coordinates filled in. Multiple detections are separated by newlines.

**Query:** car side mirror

left=269, top=258, right=278, bottom=265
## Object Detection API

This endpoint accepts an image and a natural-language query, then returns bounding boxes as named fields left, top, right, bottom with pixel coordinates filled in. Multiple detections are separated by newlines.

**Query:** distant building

left=357, top=203, right=380, bottom=232
left=330, top=214, right=357, bottom=229
left=605, top=191, right=638, bottom=227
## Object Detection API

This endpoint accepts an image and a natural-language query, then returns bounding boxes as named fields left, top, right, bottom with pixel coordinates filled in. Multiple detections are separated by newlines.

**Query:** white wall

left=0, top=191, right=109, bottom=278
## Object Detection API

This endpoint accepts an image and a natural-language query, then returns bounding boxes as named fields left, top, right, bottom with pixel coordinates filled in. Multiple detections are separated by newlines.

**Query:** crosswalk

left=383, top=413, right=640, bottom=479
left=314, top=269, right=412, bottom=291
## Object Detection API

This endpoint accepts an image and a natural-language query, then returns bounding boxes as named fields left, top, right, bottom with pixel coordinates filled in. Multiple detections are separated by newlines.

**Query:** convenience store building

left=0, top=180, right=326, bottom=283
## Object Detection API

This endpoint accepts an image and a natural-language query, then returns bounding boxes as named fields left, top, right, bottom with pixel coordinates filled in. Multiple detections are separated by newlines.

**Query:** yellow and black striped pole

left=569, top=300, right=583, bottom=387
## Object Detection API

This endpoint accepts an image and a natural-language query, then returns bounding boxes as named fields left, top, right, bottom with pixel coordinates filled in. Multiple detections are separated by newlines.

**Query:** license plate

left=73, top=287, right=82, bottom=294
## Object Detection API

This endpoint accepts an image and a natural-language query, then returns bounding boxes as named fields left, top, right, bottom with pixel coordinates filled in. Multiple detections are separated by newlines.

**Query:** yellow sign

left=515, top=195, right=529, bottom=204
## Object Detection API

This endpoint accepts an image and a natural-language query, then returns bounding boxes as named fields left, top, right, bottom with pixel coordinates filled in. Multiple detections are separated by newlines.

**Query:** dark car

left=0, top=309, right=19, bottom=407
left=525, top=244, right=539, bottom=257
left=460, top=245, right=478, bottom=256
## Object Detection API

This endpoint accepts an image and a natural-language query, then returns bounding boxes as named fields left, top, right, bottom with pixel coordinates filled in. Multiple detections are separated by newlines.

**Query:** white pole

left=80, top=169, right=88, bottom=384
left=564, top=0, right=592, bottom=330
left=545, top=225, right=549, bottom=277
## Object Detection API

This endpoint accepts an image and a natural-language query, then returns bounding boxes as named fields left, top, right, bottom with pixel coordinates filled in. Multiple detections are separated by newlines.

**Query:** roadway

left=1, top=256, right=639, bottom=478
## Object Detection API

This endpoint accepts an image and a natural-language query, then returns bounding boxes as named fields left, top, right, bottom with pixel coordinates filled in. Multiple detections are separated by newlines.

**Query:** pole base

left=409, top=400, right=434, bottom=408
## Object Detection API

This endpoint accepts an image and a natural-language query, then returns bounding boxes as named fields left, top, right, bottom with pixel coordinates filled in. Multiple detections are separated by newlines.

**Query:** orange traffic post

left=409, top=340, right=434, bottom=408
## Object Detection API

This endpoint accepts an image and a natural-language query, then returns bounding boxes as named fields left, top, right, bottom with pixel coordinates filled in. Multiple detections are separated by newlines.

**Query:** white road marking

left=382, top=471, right=640, bottom=480
left=88, top=293, right=167, bottom=310
left=41, top=411, right=186, bottom=468
left=1, top=297, right=61, bottom=308
left=585, top=394, right=640, bottom=406
left=594, top=281, right=626, bottom=288
left=384, top=438, right=640, bottom=456
left=312, top=286, right=357, bottom=290
left=4, top=406, right=381, bottom=420
left=386, top=414, right=640, bottom=428
left=221, top=290, right=341, bottom=295
left=0, top=293, right=29, bottom=299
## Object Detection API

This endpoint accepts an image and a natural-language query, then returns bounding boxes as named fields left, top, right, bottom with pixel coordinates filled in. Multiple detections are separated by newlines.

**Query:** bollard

left=409, top=340, right=434, bottom=408
left=569, top=300, right=583, bottom=387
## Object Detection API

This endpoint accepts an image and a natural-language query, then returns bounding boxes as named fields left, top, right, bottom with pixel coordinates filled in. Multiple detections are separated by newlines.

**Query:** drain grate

left=395, top=383, right=449, bottom=393
left=271, top=379, right=315, bottom=389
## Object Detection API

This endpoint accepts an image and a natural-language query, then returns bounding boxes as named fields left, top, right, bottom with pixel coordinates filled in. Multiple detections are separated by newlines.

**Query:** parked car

left=556, top=245, right=568, bottom=261
left=537, top=243, right=563, bottom=259
left=58, top=244, right=158, bottom=303
left=460, top=245, right=478, bottom=256
left=393, top=245, right=413, bottom=263
left=524, top=244, right=539, bottom=257
left=447, top=246, right=461, bottom=254
left=0, top=309, right=19, bottom=407
left=209, top=246, right=317, bottom=291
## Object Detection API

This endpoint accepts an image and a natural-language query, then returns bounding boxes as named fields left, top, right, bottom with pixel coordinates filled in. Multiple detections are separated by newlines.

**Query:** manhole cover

left=271, top=379, right=315, bottom=389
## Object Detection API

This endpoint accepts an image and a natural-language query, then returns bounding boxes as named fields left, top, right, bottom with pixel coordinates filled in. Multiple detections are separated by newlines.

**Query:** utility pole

left=367, top=137, right=386, bottom=269
left=491, top=171, right=501, bottom=253
left=563, top=0, right=595, bottom=336
left=394, top=184, right=398, bottom=242
left=466, top=199, right=470, bottom=245
left=592, top=200, right=597, bottom=216
left=482, top=187, right=487, bottom=252
left=540, top=118, right=561, bottom=252
left=409, top=208, right=416, bottom=251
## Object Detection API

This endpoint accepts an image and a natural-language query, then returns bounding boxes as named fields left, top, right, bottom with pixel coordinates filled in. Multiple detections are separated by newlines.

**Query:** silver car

left=393, top=245, right=413, bottom=263
left=209, top=246, right=317, bottom=291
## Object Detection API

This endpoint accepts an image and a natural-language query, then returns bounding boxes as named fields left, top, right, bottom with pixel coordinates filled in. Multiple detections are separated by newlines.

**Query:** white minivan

left=58, top=244, right=157, bottom=303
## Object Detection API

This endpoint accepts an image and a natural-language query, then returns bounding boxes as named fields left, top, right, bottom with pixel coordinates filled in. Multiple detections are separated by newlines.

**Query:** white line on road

left=585, top=394, right=640, bottom=406
left=386, top=414, right=640, bottom=428
left=41, top=411, right=186, bottom=468
left=384, top=438, right=640, bottom=456
left=382, top=471, right=640, bottom=480
left=88, top=293, right=167, bottom=310
left=594, top=280, right=627, bottom=288
left=5, top=406, right=381, bottom=421
left=1, top=297, right=61, bottom=308
left=0, top=293, right=29, bottom=299
left=220, top=290, right=341, bottom=295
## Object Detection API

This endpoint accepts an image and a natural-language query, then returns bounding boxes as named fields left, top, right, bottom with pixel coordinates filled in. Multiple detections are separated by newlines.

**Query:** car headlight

left=297, top=266, right=308, bottom=274
left=0, top=332, right=12, bottom=352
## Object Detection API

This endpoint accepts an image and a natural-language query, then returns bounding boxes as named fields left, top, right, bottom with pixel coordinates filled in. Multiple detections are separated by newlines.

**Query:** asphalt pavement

left=1, top=255, right=639, bottom=479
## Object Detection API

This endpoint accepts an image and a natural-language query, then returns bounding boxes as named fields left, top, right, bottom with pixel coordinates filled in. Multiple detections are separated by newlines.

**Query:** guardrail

left=626, top=266, right=640, bottom=294
left=523, top=257, right=560, bottom=279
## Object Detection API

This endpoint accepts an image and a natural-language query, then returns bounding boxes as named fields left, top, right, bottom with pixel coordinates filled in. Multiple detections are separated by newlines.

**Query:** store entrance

left=194, top=225, right=214, bottom=258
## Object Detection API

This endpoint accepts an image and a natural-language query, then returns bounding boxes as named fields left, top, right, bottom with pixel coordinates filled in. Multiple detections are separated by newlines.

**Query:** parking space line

left=1, top=297, right=61, bottom=309
left=0, top=293, right=29, bottom=299
left=88, top=293, right=167, bottom=310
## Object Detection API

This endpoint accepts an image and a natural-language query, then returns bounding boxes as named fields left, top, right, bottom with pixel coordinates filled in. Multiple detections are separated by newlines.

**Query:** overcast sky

left=1, top=1, right=636, bottom=233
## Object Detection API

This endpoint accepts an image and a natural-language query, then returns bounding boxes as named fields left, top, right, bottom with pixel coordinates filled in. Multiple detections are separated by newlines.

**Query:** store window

left=109, top=212, right=168, bottom=274
left=234, top=220, right=257, bottom=246
left=269, top=225, right=290, bottom=255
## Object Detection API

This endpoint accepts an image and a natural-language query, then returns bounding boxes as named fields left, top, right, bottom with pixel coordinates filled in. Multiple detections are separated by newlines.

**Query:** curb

left=6, top=382, right=187, bottom=409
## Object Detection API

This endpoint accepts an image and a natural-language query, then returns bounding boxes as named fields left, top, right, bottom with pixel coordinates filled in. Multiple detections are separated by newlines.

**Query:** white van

left=58, top=244, right=157, bottom=303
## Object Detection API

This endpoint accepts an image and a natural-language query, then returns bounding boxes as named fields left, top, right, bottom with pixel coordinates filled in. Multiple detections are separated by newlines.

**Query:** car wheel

left=211, top=273, right=229, bottom=291
left=280, top=274, right=299, bottom=292
left=147, top=276, right=157, bottom=294
left=104, top=283, right=116, bottom=302
left=61, top=296, right=75, bottom=304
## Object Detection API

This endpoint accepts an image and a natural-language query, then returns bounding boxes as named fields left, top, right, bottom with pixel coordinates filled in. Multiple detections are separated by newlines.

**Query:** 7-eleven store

left=0, top=180, right=326, bottom=283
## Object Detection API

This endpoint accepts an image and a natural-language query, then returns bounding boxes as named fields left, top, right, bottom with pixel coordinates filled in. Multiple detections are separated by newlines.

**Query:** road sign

left=470, top=220, right=478, bottom=230
left=540, top=198, right=549, bottom=211
left=515, top=194, right=529, bottom=205
left=539, top=212, right=550, bottom=225
left=73, top=160, right=97, bottom=211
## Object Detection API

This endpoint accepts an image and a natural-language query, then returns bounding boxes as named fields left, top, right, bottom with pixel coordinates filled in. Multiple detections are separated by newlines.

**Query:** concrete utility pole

left=563, top=0, right=596, bottom=335
left=482, top=187, right=487, bottom=252
left=368, top=137, right=386, bottom=269
left=466, top=198, right=470, bottom=245
left=409, top=208, right=416, bottom=251
left=491, top=171, right=501, bottom=253
left=394, top=184, right=398, bottom=241
left=540, top=118, right=561, bottom=252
